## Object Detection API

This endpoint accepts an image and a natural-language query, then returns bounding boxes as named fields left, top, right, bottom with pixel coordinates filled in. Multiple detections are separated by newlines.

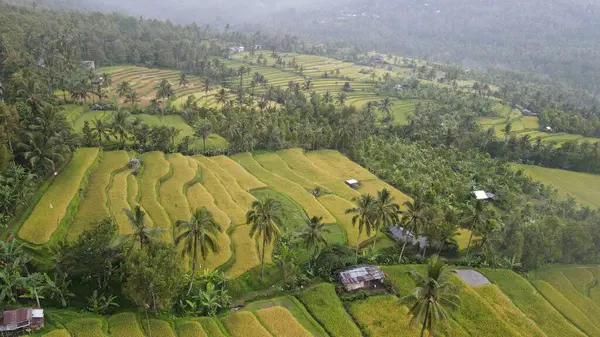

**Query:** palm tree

left=117, top=206, right=165, bottom=250
left=378, top=98, right=394, bottom=119
left=336, top=92, right=347, bottom=106
left=111, top=110, right=131, bottom=149
left=302, top=79, right=313, bottom=92
left=91, top=117, right=112, bottom=148
left=179, top=72, right=189, bottom=87
left=398, top=198, right=427, bottom=262
left=125, top=91, right=140, bottom=110
left=323, top=91, right=333, bottom=104
left=117, top=81, right=132, bottom=97
left=16, top=78, right=47, bottom=115
left=503, top=122, right=512, bottom=140
left=374, top=189, right=400, bottom=248
left=175, top=207, right=222, bottom=295
left=299, top=216, right=330, bottom=263
left=246, top=198, right=282, bottom=278
left=215, top=88, right=228, bottom=106
left=155, top=79, right=174, bottom=115
left=345, top=194, right=378, bottom=261
left=400, top=255, right=460, bottom=337
left=203, top=79, right=211, bottom=103
left=167, top=127, right=181, bottom=149
left=17, top=132, right=67, bottom=173
left=194, top=119, right=213, bottom=151
left=461, top=200, right=488, bottom=257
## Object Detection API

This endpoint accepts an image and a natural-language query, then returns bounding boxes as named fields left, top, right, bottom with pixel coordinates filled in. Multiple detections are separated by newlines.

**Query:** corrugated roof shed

left=339, top=265, right=385, bottom=285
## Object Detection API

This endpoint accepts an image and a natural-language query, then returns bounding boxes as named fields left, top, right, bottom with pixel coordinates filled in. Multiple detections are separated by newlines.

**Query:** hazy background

left=9, top=0, right=600, bottom=94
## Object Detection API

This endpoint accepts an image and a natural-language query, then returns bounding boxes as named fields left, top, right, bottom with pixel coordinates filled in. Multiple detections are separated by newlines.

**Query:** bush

left=313, top=244, right=356, bottom=280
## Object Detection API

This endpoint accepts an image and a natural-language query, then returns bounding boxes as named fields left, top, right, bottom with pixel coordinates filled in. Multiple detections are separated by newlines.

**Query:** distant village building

left=545, top=126, right=553, bottom=132
left=82, top=60, right=96, bottom=70
left=0, top=308, right=44, bottom=333
left=374, top=55, right=384, bottom=62
left=253, top=45, right=263, bottom=50
left=339, top=265, right=385, bottom=291
left=345, top=179, right=360, bottom=189
left=474, top=190, right=496, bottom=200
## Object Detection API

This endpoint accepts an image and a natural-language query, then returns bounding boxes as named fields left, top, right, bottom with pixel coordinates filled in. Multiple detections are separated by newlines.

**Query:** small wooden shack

left=339, top=265, right=385, bottom=291
left=0, top=308, right=44, bottom=333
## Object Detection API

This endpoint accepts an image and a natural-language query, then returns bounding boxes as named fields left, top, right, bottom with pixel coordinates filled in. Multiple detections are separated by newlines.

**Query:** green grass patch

left=514, top=164, right=600, bottom=208
left=19, top=148, right=99, bottom=244
left=296, top=283, right=362, bottom=337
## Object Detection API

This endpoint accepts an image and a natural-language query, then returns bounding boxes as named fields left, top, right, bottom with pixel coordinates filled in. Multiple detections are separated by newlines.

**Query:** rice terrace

left=3, top=2, right=600, bottom=337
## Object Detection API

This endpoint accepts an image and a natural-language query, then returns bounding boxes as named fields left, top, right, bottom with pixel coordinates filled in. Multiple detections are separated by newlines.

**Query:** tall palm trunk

left=399, top=240, right=408, bottom=263
left=260, top=234, right=267, bottom=279
left=355, top=230, right=361, bottom=262
left=420, top=302, right=430, bottom=337
left=188, top=236, right=198, bottom=295
left=466, top=230, right=475, bottom=257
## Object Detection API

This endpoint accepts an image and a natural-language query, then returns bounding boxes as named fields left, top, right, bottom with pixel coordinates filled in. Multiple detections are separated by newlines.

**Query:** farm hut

left=474, top=190, right=496, bottom=200
left=339, top=265, right=385, bottom=291
left=82, top=60, right=96, bottom=70
left=345, top=179, right=360, bottom=189
left=522, top=108, right=538, bottom=116
left=545, top=126, right=553, bottom=132
left=0, top=308, right=44, bottom=333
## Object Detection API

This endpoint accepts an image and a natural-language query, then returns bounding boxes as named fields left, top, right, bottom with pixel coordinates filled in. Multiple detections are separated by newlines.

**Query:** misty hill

left=258, top=0, right=600, bottom=95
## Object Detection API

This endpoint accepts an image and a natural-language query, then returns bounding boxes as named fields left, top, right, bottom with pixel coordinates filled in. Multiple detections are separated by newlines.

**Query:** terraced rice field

left=107, top=312, right=145, bottom=337
left=20, top=148, right=409, bottom=278
left=514, top=164, right=600, bottom=208
left=227, top=53, right=421, bottom=124
left=18, top=148, right=99, bottom=244
left=220, top=311, right=272, bottom=337
left=479, top=107, right=600, bottom=145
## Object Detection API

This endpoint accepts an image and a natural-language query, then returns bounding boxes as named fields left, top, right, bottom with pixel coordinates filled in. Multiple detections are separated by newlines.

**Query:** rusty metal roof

left=1, top=308, right=31, bottom=325
left=339, top=265, right=385, bottom=285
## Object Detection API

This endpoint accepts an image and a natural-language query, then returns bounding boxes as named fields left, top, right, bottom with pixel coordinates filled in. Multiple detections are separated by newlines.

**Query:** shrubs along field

left=18, top=148, right=99, bottom=244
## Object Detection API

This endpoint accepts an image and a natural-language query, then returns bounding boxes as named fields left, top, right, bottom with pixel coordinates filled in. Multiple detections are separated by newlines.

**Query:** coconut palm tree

left=194, top=119, right=213, bottom=151
left=179, top=72, right=189, bottom=87
left=155, top=79, right=174, bottom=115
left=91, top=117, right=112, bottom=148
left=398, top=197, right=427, bottom=262
left=246, top=198, right=282, bottom=278
left=400, top=255, right=461, bottom=337
left=175, top=207, right=222, bottom=295
left=167, top=127, right=181, bottom=149
left=203, top=79, right=211, bottom=103
left=373, top=188, right=400, bottom=248
left=345, top=194, right=378, bottom=261
left=215, top=88, right=228, bottom=106
left=17, top=132, right=68, bottom=173
left=116, top=206, right=165, bottom=250
left=125, top=91, right=140, bottom=110
left=378, top=98, right=394, bottom=119
left=111, top=110, right=131, bottom=149
left=461, top=200, right=488, bottom=257
left=336, top=92, right=347, bottom=106
left=323, top=91, right=333, bottom=104
left=117, top=81, right=132, bottom=97
left=299, top=216, right=330, bottom=263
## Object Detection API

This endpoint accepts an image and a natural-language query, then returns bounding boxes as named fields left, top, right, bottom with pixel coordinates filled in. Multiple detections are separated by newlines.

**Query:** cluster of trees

left=538, top=108, right=600, bottom=137
left=351, top=136, right=600, bottom=269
